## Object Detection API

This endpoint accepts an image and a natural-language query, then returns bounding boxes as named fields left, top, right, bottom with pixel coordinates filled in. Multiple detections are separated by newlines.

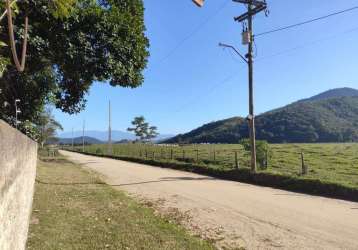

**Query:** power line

left=164, top=25, right=358, bottom=118
left=256, top=26, right=358, bottom=62
left=226, top=47, right=245, bottom=64
left=144, top=0, right=230, bottom=89
left=173, top=73, right=236, bottom=113
left=160, top=71, right=240, bottom=119
left=155, top=0, right=230, bottom=65
left=255, top=6, right=358, bottom=37
left=155, top=5, right=358, bottom=119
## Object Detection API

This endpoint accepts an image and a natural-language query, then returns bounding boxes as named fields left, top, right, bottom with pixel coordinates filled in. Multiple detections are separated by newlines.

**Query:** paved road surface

left=61, top=150, right=358, bottom=250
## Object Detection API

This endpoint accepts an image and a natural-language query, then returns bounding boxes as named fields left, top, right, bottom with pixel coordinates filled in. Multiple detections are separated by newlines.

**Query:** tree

left=127, top=116, right=148, bottom=142
left=0, top=0, right=149, bottom=132
left=145, top=126, right=158, bottom=141
left=0, top=0, right=76, bottom=74
left=36, top=108, right=63, bottom=148
left=127, top=116, right=159, bottom=142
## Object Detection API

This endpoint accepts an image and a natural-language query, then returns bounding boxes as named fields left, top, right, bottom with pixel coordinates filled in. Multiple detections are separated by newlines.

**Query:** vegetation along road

left=61, top=150, right=358, bottom=250
left=27, top=151, right=213, bottom=250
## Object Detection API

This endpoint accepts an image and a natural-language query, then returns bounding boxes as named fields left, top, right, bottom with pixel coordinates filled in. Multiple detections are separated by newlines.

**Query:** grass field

left=72, top=143, right=358, bottom=190
left=27, top=152, right=214, bottom=250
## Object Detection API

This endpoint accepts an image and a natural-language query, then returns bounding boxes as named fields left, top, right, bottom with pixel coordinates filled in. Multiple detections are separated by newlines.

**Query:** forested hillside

left=166, top=88, right=358, bottom=143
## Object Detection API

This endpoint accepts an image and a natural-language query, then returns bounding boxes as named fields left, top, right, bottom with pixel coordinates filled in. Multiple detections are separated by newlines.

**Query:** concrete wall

left=0, top=120, right=38, bottom=250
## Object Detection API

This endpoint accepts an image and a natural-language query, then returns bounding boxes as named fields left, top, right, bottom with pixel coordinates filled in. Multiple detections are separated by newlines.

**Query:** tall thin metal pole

left=248, top=3, right=257, bottom=172
left=15, top=102, right=18, bottom=129
left=108, top=100, right=112, bottom=155
left=82, top=120, right=85, bottom=152
left=15, top=100, right=20, bottom=130
left=71, top=127, right=74, bottom=150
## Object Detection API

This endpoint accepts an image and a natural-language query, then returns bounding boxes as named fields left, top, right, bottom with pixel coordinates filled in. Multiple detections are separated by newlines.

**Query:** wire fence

left=77, top=144, right=250, bottom=170
left=64, top=143, right=358, bottom=190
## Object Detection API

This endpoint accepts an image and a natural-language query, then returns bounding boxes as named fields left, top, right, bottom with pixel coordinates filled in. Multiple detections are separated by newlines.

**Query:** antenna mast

left=108, top=100, right=112, bottom=155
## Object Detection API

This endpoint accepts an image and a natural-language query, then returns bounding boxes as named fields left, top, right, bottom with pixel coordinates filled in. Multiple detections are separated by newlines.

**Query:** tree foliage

left=10, top=107, right=63, bottom=145
left=240, top=139, right=271, bottom=168
left=127, top=116, right=148, bottom=141
left=0, top=0, right=76, bottom=74
left=147, top=126, right=159, bottom=140
left=36, top=108, right=63, bottom=147
left=127, top=116, right=159, bottom=142
left=0, top=0, right=149, bottom=132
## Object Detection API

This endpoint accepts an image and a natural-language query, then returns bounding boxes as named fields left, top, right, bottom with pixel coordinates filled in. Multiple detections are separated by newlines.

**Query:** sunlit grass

left=27, top=156, right=214, bottom=250
left=77, top=143, right=358, bottom=189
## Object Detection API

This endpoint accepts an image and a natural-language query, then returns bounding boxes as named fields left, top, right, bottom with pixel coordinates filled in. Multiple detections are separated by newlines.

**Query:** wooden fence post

left=301, top=152, right=307, bottom=175
left=145, top=149, right=148, bottom=159
left=213, top=150, right=216, bottom=162
left=265, top=149, right=268, bottom=169
left=235, top=151, right=239, bottom=169
left=196, top=150, right=199, bottom=162
left=170, top=149, right=173, bottom=160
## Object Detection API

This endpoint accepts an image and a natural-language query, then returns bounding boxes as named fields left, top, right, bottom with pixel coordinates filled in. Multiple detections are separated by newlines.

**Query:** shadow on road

left=36, top=176, right=215, bottom=187
left=273, top=193, right=305, bottom=197
left=79, top=161, right=100, bottom=165
left=111, top=176, right=215, bottom=187
left=35, top=179, right=106, bottom=186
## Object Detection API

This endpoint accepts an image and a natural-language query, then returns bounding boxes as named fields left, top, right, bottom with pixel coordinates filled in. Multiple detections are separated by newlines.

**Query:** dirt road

left=61, top=150, right=358, bottom=250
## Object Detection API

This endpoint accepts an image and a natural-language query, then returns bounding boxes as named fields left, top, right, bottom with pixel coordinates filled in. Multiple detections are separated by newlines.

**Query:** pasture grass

left=27, top=154, right=214, bottom=250
left=71, top=143, right=358, bottom=196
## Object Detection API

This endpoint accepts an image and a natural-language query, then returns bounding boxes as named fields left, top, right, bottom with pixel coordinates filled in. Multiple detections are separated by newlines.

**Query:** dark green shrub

left=95, top=148, right=103, bottom=155
left=240, top=139, right=271, bottom=169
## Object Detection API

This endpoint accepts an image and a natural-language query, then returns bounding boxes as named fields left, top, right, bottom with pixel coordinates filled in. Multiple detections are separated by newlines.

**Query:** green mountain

left=300, top=87, right=358, bottom=102
left=166, top=88, right=358, bottom=144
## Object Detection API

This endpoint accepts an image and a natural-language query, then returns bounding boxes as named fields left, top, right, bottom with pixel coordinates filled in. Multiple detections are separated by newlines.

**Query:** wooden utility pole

left=247, top=3, right=257, bottom=173
left=235, top=151, right=239, bottom=169
left=193, top=0, right=267, bottom=173
left=234, top=0, right=267, bottom=173
left=108, top=100, right=113, bottom=155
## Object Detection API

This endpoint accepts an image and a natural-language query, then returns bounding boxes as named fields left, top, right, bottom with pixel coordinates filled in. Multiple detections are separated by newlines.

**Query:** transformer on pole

left=233, top=0, right=267, bottom=173
left=193, top=0, right=268, bottom=173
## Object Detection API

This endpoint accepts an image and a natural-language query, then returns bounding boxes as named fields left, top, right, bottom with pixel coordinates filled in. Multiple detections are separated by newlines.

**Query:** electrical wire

left=256, top=26, right=358, bottom=62
left=151, top=4, right=358, bottom=118
left=164, top=25, right=358, bottom=118
left=156, top=0, right=230, bottom=65
left=253, top=39, right=258, bottom=58
left=159, top=70, right=241, bottom=120
left=255, top=6, right=358, bottom=37
left=224, top=47, right=244, bottom=65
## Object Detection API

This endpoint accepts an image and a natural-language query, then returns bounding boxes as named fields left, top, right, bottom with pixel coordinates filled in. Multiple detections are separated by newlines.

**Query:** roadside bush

left=240, top=139, right=271, bottom=169
left=95, top=148, right=103, bottom=155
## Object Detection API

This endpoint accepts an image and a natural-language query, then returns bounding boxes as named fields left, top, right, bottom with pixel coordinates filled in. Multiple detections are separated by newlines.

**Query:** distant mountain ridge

left=165, top=88, right=358, bottom=144
left=58, top=130, right=174, bottom=142
left=58, top=130, right=135, bottom=141
left=300, top=87, right=358, bottom=102
left=49, top=136, right=104, bottom=145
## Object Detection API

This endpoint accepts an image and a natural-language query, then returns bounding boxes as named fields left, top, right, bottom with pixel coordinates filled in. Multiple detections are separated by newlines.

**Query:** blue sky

left=54, top=0, right=358, bottom=135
